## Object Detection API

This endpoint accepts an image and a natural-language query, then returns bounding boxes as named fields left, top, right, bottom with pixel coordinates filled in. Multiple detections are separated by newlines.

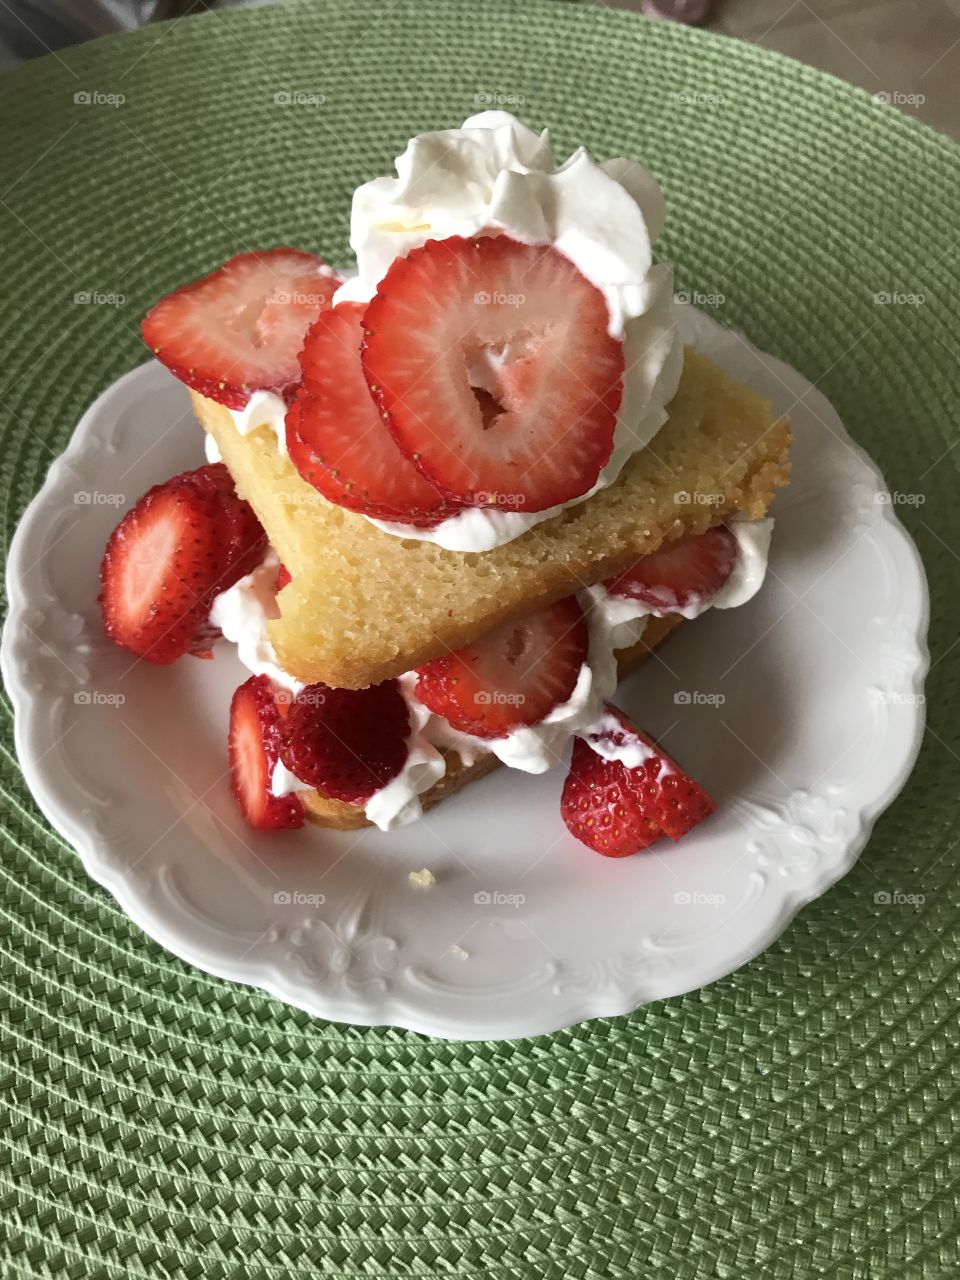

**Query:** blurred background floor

left=1, top=0, right=958, bottom=138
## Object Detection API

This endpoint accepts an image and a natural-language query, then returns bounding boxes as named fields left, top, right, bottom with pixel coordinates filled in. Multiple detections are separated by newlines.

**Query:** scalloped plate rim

left=1, top=334, right=930, bottom=1041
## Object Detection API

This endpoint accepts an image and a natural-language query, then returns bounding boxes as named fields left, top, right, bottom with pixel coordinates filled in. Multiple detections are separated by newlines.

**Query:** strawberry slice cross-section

left=415, top=596, right=590, bottom=739
left=604, top=525, right=738, bottom=614
left=142, top=248, right=339, bottom=409
left=361, top=235, right=625, bottom=513
left=287, top=303, right=457, bottom=525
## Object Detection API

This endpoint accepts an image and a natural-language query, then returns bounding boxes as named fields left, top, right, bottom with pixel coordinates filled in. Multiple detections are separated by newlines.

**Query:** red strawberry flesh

left=99, top=464, right=266, bottom=664
left=415, top=596, right=589, bottom=739
left=287, top=303, right=456, bottom=525
left=142, top=248, right=339, bottom=409
left=361, top=235, right=624, bottom=512
left=100, top=484, right=225, bottom=664
left=605, top=525, right=737, bottom=613
left=279, top=679, right=410, bottom=805
left=229, top=675, right=304, bottom=830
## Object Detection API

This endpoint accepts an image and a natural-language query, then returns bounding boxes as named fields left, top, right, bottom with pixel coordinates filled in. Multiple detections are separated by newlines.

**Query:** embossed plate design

left=1, top=308, right=929, bottom=1039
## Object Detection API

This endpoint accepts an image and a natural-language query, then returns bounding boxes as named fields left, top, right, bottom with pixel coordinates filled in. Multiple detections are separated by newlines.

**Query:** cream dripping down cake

left=99, top=113, right=791, bottom=856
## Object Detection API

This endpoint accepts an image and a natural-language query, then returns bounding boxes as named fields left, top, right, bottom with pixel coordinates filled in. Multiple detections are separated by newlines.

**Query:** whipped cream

left=585, top=710, right=664, bottom=772
left=337, top=111, right=682, bottom=552
left=212, top=518, right=773, bottom=829
left=209, top=549, right=303, bottom=693
left=363, top=690, right=446, bottom=830
left=221, top=114, right=681, bottom=551
left=423, top=601, right=648, bottom=774
left=583, top=517, right=774, bottom=625
left=227, top=390, right=288, bottom=455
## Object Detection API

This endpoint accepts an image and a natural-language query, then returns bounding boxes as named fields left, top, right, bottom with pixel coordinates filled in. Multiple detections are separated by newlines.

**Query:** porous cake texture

left=192, top=347, right=791, bottom=689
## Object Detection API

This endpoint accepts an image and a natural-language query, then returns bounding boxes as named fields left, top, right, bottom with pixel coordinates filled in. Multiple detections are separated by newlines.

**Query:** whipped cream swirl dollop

left=332, top=111, right=683, bottom=552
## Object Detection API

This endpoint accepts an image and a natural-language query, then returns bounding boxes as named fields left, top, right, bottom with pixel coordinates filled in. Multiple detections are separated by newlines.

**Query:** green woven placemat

left=1, top=1, right=957, bottom=1275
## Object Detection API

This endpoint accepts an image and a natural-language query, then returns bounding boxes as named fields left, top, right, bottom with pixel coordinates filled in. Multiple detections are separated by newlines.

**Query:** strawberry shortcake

left=99, top=112, right=790, bottom=857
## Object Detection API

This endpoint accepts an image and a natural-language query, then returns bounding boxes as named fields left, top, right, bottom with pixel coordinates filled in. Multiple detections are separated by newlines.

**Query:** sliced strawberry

left=100, top=483, right=225, bottom=664
left=561, top=707, right=716, bottom=856
left=99, top=465, right=265, bottom=664
left=275, top=563, right=292, bottom=591
left=279, top=680, right=410, bottom=805
left=415, top=597, right=589, bottom=739
left=142, top=248, right=339, bottom=409
left=229, top=675, right=304, bottom=830
left=361, top=235, right=624, bottom=513
left=287, top=304, right=457, bottom=525
left=605, top=526, right=737, bottom=614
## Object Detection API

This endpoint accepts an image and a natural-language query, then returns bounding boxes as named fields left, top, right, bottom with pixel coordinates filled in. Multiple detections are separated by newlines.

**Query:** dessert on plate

left=99, top=112, right=791, bottom=856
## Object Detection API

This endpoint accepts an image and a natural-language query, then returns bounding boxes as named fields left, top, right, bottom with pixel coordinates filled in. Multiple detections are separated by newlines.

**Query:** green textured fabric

left=0, top=1, right=957, bottom=1275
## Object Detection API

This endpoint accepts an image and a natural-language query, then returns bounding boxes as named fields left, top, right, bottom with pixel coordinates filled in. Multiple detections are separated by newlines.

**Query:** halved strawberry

left=171, top=462, right=266, bottom=583
left=229, top=675, right=304, bottom=830
left=275, top=563, right=292, bottom=592
left=100, top=484, right=225, bottom=664
left=99, top=465, right=265, bottom=664
left=142, top=248, right=339, bottom=409
left=287, top=304, right=457, bottom=525
left=561, top=707, right=716, bottom=856
left=604, top=526, right=737, bottom=614
left=415, top=597, right=589, bottom=739
left=361, top=235, right=624, bottom=513
left=279, top=680, right=410, bottom=805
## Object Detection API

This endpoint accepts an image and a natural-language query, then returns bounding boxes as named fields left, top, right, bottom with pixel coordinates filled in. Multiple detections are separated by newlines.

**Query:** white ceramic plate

left=1, top=307, right=929, bottom=1040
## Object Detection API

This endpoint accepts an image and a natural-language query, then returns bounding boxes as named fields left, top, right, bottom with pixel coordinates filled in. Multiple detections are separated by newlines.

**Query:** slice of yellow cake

left=192, top=346, right=790, bottom=690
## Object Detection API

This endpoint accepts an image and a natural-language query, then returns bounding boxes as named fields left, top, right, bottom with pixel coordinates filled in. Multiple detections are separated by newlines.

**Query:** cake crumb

left=408, top=868, right=436, bottom=890
left=450, top=944, right=470, bottom=961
